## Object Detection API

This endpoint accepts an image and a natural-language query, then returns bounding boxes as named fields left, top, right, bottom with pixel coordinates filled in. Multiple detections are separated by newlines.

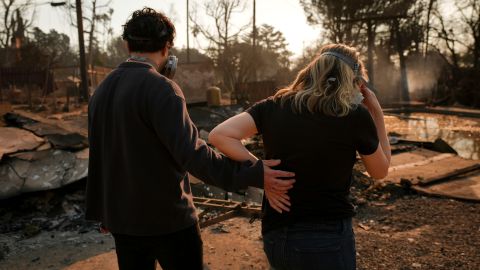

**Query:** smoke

left=370, top=49, right=402, bottom=104
left=369, top=50, right=446, bottom=105
left=406, top=54, right=445, bottom=101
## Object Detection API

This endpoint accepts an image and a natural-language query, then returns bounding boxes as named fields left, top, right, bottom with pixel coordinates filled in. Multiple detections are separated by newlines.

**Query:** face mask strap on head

left=157, top=19, right=169, bottom=38
left=127, top=35, right=151, bottom=41
left=320, top=51, right=364, bottom=105
left=126, top=18, right=169, bottom=42
left=320, top=51, right=360, bottom=76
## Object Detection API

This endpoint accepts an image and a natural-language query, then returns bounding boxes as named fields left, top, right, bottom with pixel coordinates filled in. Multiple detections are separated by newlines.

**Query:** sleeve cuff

left=234, top=160, right=264, bottom=189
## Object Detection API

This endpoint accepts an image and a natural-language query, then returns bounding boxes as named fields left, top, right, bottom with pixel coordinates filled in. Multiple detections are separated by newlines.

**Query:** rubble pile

left=188, top=104, right=244, bottom=131
left=0, top=180, right=95, bottom=237
left=0, top=112, right=89, bottom=200
left=1, top=106, right=479, bottom=268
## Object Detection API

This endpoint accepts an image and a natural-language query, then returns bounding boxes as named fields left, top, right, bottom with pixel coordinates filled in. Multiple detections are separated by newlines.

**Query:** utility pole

left=252, top=0, right=256, bottom=48
left=76, top=0, right=89, bottom=102
left=186, top=0, right=190, bottom=63
left=252, top=0, right=257, bottom=81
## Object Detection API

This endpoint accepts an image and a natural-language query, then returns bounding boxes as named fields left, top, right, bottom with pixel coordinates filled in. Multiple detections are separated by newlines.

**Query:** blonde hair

left=274, top=44, right=368, bottom=117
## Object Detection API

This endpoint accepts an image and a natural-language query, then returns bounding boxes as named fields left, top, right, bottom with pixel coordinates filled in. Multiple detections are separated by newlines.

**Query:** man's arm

left=148, top=86, right=293, bottom=192
left=209, top=112, right=296, bottom=213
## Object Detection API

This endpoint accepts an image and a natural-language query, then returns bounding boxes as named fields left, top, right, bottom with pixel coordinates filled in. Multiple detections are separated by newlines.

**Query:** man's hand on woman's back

left=262, top=160, right=295, bottom=213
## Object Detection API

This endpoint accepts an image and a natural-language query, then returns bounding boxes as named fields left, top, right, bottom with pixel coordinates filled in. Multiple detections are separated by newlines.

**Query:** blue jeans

left=263, top=218, right=356, bottom=270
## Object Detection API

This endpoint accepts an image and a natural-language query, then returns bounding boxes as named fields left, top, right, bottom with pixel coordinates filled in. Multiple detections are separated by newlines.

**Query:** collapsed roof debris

left=377, top=139, right=480, bottom=202
left=3, top=105, right=480, bottom=203
left=1, top=105, right=480, bottom=269
left=0, top=112, right=88, bottom=199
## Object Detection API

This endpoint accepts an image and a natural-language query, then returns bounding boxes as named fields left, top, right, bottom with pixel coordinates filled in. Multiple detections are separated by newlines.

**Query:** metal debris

left=194, top=197, right=262, bottom=228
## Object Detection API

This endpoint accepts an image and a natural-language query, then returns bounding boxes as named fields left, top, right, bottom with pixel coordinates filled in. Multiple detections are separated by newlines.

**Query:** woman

left=209, top=44, right=390, bottom=269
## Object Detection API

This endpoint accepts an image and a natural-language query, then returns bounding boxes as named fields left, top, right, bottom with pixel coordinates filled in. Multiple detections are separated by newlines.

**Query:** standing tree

left=190, top=0, right=250, bottom=91
left=430, top=6, right=464, bottom=69
left=63, top=0, right=113, bottom=68
left=0, top=0, right=33, bottom=47
left=430, top=0, right=479, bottom=70
left=236, top=24, right=293, bottom=83
left=0, top=0, right=34, bottom=65
left=17, top=27, right=77, bottom=68
left=255, top=24, right=292, bottom=69
left=301, top=0, right=428, bottom=102
left=85, top=0, right=112, bottom=68
left=299, top=0, right=387, bottom=46
left=455, top=0, right=480, bottom=68
left=386, top=0, right=425, bottom=102
left=104, top=36, right=128, bottom=67
left=429, top=0, right=480, bottom=106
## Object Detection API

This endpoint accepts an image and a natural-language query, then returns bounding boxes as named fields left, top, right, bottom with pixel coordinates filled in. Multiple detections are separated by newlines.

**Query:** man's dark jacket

left=86, top=61, right=263, bottom=235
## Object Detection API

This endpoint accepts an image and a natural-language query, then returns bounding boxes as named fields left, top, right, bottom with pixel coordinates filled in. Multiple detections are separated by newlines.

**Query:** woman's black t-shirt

left=246, top=97, right=379, bottom=234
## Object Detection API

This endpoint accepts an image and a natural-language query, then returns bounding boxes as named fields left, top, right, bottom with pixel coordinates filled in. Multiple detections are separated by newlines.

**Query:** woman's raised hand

left=359, top=79, right=382, bottom=113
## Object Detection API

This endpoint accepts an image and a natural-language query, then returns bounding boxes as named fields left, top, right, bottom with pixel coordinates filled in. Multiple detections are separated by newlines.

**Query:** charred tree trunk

left=474, top=35, right=480, bottom=69
left=424, top=0, right=436, bottom=57
left=367, top=20, right=375, bottom=85
left=87, top=0, right=97, bottom=70
left=76, top=0, right=89, bottom=101
left=394, top=20, right=410, bottom=103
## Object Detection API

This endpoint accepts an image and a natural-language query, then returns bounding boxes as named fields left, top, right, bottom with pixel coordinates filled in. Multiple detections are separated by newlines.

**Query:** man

left=86, top=8, right=294, bottom=270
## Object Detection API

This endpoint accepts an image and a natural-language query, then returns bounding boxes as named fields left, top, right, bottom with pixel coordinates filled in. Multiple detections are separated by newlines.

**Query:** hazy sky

left=34, top=0, right=321, bottom=58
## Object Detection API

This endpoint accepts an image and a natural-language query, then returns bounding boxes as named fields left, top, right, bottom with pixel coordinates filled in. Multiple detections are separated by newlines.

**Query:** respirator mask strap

left=320, top=51, right=365, bottom=105
left=320, top=51, right=360, bottom=76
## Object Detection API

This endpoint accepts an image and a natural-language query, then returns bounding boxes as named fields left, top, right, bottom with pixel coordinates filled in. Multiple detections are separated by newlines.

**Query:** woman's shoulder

left=349, top=104, right=371, bottom=118
left=248, top=96, right=279, bottom=109
left=245, top=96, right=286, bottom=120
left=347, top=105, right=376, bottom=130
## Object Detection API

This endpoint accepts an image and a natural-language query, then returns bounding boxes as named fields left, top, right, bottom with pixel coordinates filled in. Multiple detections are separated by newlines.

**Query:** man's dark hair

left=122, top=7, right=175, bottom=53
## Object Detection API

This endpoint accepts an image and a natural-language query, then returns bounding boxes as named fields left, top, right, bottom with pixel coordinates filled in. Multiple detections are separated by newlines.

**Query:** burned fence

left=53, top=65, right=113, bottom=95
left=0, top=66, right=113, bottom=106
left=0, top=67, right=55, bottom=102
left=234, top=80, right=277, bottom=105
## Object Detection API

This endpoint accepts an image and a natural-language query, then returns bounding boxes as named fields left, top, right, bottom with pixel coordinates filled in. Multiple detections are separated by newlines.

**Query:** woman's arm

left=359, top=86, right=391, bottom=179
left=208, top=112, right=259, bottom=163
left=209, top=112, right=296, bottom=213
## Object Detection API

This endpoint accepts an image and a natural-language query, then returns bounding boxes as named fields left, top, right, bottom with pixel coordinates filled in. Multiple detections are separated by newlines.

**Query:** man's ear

left=161, top=46, right=168, bottom=57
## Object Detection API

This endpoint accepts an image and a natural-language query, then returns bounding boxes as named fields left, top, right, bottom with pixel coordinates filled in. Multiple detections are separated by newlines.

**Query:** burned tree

left=236, top=24, right=293, bottom=84
left=0, top=0, right=34, bottom=65
left=85, top=0, right=113, bottom=68
left=0, top=0, right=33, bottom=48
left=300, top=0, right=437, bottom=103
left=62, top=0, right=113, bottom=69
left=455, top=0, right=480, bottom=69
left=387, top=1, right=426, bottom=102
left=299, top=0, right=388, bottom=46
left=190, top=0, right=250, bottom=92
